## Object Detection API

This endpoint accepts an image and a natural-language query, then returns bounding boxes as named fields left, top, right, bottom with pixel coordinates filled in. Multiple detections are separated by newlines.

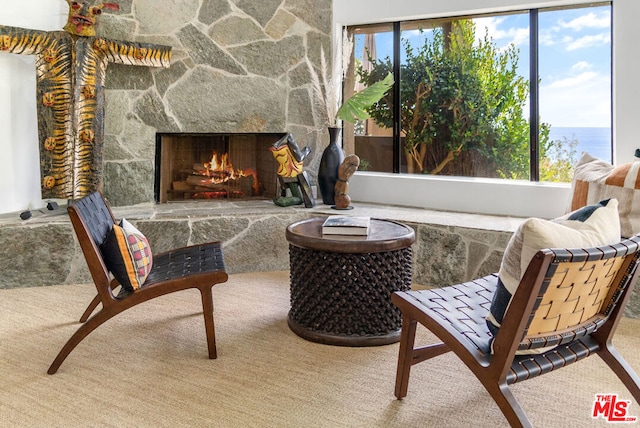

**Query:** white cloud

left=539, top=31, right=555, bottom=46
left=559, top=12, right=610, bottom=31
left=474, top=17, right=504, bottom=38
left=539, top=71, right=610, bottom=127
left=546, top=71, right=598, bottom=89
left=507, top=27, right=529, bottom=47
left=572, top=61, right=592, bottom=72
left=539, top=10, right=610, bottom=50
left=566, top=33, right=610, bottom=51
left=474, top=16, right=528, bottom=47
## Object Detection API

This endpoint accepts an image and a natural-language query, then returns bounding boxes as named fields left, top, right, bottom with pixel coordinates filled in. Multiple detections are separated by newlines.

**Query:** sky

left=354, top=4, right=612, bottom=129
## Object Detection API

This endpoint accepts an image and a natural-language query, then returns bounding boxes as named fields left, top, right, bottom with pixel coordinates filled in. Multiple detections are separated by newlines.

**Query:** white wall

left=0, top=0, right=66, bottom=214
left=336, top=0, right=639, bottom=218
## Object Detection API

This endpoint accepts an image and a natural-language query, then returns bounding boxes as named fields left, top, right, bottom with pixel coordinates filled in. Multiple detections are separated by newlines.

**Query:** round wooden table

left=285, top=217, right=415, bottom=346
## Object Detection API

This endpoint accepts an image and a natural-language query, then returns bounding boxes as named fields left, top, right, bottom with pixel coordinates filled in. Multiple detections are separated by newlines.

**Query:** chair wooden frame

left=392, top=235, right=640, bottom=427
left=48, top=191, right=228, bottom=374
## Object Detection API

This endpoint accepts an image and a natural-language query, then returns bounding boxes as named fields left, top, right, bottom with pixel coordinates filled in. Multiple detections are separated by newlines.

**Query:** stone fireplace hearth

left=98, top=0, right=332, bottom=207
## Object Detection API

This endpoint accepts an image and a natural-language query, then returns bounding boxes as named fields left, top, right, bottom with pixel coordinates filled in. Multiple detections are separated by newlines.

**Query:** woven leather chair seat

left=146, top=244, right=226, bottom=285
left=406, top=274, right=603, bottom=385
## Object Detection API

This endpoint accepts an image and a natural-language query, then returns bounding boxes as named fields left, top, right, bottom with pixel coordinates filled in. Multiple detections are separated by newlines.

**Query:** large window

left=346, top=2, right=611, bottom=183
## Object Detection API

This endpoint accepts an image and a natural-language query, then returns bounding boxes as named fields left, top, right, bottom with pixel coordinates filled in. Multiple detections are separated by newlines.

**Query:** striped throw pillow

left=569, top=152, right=640, bottom=238
left=101, top=218, right=153, bottom=292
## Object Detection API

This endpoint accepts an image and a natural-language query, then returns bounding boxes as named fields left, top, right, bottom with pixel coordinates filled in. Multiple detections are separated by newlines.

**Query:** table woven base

left=288, top=244, right=412, bottom=346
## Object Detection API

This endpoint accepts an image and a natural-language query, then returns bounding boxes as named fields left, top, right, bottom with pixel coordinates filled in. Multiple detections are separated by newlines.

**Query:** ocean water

left=548, top=127, right=612, bottom=162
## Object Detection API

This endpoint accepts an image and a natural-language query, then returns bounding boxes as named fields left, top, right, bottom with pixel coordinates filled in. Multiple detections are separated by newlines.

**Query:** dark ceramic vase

left=317, top=127, right=345, bottom=205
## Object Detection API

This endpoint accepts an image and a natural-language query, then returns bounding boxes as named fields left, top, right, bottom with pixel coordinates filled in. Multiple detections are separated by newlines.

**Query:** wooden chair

left=392, top=235, right=640, bottom=427
left=48, top=191, right=228, bottom=374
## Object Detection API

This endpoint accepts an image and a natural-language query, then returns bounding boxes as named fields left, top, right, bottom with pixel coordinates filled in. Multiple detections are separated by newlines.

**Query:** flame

left=199, top=151, right=259, bottom=195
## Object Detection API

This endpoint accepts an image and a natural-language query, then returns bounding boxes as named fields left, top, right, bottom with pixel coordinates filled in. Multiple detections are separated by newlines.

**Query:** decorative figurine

left=270, top=134, right=314, bottom=208
left=333, top=154, right=360, bottom=210
left=0, top=1, right=172, bottom=200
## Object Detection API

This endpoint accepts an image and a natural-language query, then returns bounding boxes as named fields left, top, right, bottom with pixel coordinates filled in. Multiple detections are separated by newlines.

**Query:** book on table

left=322, top=216, right=370, bottom=236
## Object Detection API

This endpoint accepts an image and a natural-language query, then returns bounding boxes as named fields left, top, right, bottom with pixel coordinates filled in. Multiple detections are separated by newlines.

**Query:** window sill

left=349, top=171, right=572, bottom=219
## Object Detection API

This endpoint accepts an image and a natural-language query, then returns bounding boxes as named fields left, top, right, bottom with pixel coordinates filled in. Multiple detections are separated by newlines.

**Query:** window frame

left=345, top=3, right=612, bottom=182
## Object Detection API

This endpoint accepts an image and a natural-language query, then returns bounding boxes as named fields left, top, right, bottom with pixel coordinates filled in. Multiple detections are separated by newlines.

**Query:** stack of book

left=321, top=216, right=370, bottom=236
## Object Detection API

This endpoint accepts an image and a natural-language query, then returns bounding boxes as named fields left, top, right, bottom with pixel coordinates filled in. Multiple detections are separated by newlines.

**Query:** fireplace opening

left=155, top=133, right=285, bottom=203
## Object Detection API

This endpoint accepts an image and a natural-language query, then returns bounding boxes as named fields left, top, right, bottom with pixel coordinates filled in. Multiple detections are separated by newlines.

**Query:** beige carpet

left=1, top=271, right=640, bottom=428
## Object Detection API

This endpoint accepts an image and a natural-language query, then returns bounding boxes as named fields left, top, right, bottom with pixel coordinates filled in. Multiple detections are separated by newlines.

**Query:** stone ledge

left=0, top=199, right=525, bottom=231
left=2, top=199, right=639, bottom=318
left=0, top=199, right=519, bottom=287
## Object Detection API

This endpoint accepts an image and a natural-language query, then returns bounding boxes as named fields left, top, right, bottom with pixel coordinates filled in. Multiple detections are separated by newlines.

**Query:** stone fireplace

left=97, top=0, right=332, bottom=207
left=155, top=133, right=284, bottom=203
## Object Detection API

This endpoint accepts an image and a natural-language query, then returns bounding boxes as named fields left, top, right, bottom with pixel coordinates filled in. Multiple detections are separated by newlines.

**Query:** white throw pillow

left=486, top=198, right=621, bottom=354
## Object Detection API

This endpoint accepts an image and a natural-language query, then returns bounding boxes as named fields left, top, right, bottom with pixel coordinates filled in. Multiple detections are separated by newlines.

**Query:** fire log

left=172, top=181, right=193, bottom=191
left=187, top=175, right=217, bottom=188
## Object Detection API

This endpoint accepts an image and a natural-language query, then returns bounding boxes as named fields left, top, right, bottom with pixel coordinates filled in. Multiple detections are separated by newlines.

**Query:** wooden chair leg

left=200, top=287, right=217, bottom=359
left=79, top=294, right=101, bottom=323
left=485, top=383, right=532, bottom=428
left=395, top=316, right=418, bottom=399
left=599, top=344, right=640, bottom=405
left=48, top=310, right=113, bottom=374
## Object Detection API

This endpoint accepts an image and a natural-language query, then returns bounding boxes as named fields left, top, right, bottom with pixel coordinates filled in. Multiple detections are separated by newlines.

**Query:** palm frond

left=337, top=72, right=394, bottom=122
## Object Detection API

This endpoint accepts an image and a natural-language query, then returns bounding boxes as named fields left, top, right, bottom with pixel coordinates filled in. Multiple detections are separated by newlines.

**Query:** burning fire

left=196, top=151, right=259, bottom=195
